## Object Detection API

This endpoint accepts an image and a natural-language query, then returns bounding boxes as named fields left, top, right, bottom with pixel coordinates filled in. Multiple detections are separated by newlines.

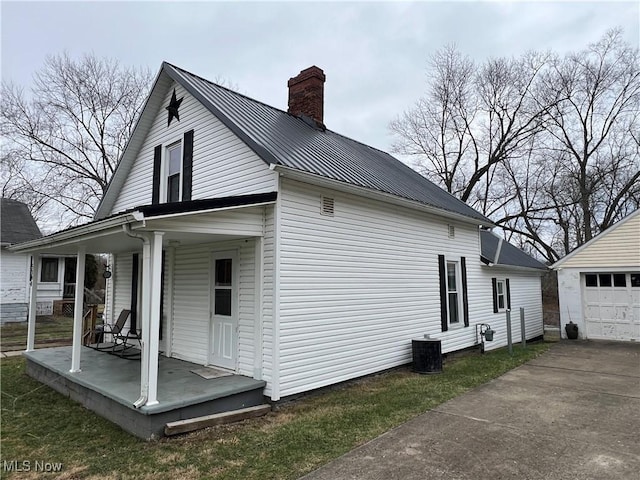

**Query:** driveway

left=301, top=341, right=640, bottom=480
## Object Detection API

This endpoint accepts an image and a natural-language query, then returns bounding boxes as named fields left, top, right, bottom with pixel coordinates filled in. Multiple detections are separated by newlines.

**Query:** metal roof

left=1, top=198, right=42, bottom=245
left=163, top=63, right=491, bottom=225
left=480, top=229, right=547, bottom=271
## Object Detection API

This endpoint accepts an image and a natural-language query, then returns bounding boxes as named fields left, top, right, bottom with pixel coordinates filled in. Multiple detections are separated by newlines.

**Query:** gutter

left=7, top=212, right=144, bottom=253
left=136, top=201, right=276, bottom=223
left=483, top=262, right=548, bottom=273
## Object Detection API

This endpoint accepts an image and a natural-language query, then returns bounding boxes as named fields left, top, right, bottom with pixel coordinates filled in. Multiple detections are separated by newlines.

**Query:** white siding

left=110, top=82, right=277, bottom=215
left=478, top=270, right=543, bottom=351
left=1, top=249, right=30, bottom=323
left=559, top=212, right=640, bottom=268
left=170, top=239, right=257, bottom=374
left=170, top=244, right=210, bottom=364
left=112, top=253, right=133, bottom=330
left=261, top=207, right=275, bottom=396
left=1, top=249, right=29, bottom=303
left=276, top=179, right=488, bottom=398
left=147, top=207, right=265, bottom=237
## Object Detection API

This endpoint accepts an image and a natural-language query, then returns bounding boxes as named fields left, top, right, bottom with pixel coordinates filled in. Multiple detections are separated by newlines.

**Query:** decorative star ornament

left=166, top=88, right=184, bottom=127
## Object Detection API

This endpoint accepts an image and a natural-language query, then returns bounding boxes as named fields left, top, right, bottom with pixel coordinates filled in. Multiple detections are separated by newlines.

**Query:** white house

left=552, top=209, right=640, bottom=341
left=0, top=198, right=74, bottom=323
left=11, top=64, right=546, bottom=436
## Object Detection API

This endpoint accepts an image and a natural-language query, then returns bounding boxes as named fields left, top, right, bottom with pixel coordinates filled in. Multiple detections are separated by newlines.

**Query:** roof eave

left=95, top=65, right=173, bottom=220
left=481, top=260, right=548, bottom=273
left=273, top=164, right=493, bottom=227
left=8, top=212, right=143, bottom=254
left=552, top=209, right=640, bottom=269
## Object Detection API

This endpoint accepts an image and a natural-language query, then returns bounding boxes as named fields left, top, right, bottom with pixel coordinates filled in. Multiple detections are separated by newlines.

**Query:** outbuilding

left=552, top=209, right=640, bottom=341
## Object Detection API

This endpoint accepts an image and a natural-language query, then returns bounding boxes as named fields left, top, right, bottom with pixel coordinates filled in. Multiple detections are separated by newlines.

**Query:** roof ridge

left=159, top=62, right=492, bottom=225
left=164, top=62, right=299, bottom=119
left=166, top=62, right=400, bottom=154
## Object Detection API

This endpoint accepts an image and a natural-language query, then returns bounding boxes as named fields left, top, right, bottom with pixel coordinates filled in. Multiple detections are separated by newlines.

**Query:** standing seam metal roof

left=480, top=230, right=547, bottom=270
left=164, top=63, right=491, bottom=224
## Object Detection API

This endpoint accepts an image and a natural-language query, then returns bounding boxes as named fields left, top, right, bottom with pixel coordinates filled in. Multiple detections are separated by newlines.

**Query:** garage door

left=583, top=272, right=640, bottom=341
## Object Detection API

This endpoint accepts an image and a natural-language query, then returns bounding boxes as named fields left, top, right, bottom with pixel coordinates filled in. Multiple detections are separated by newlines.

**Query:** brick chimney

left=287, top=66, right=326, bottom=126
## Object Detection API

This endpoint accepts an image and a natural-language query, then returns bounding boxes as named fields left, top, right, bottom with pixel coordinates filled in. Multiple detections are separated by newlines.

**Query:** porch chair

left=87, top=309, right=141, bottom=358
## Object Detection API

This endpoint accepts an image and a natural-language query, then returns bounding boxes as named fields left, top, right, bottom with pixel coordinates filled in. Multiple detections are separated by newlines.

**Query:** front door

left=210, top=251, right=237, bottom=369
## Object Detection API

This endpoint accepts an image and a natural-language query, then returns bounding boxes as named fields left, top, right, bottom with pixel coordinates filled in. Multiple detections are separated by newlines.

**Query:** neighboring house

left=11, top=63, right=546, bottom=436
left=552, top=209, right=640, bottom=341
left=0, top=199, right=74, bottom=323
left=1, top=198, right=42, bottom=323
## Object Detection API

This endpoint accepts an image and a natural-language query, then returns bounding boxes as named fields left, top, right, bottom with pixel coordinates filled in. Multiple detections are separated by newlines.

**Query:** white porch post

left=138, top=240, right=152, bottom=405
left=70, top=247, right=86, bottom=372
left=146, top=231, right=164, bottom=406
left=26, top=254, right=40, bottom=352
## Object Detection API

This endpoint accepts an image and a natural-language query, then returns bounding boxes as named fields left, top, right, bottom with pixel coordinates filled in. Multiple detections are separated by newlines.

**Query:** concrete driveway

left=301, top=341, right=640, bottom=480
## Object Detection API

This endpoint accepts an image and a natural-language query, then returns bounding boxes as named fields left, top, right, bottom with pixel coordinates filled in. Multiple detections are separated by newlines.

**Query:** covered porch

left=10, top=193, right=276, bottom=437
left=25, top=346, right=265, bottom=439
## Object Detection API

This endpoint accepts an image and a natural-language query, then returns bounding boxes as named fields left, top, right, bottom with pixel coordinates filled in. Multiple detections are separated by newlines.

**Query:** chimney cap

left=288, top=66, right=326, bottom=87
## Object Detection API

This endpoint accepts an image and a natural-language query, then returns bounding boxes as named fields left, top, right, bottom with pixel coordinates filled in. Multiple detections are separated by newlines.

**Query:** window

left=585, top=274, right=598, bottom=287
left=496, top=280, right=506, bottom=310
left=446, top=261, right=461, bottom=325
left=214, top=258, right=233, bottom=316
left=599, top=274, right=612, bottom=287
left=166, top=142, right=182, bottom=203
left=613, top=274, right=626, bottom=287
left=40, top=258, right=59, bottom=282
left=152, top=130, right=193, bottom=205
left=492, top=277, right=510, bottom=313
left=631, top=274, right=640, bottom=288
left=439, top=255, right=469, bottom=331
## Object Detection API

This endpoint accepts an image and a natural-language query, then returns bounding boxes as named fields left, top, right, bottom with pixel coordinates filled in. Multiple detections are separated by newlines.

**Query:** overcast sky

left=2, top=1, right=639, bottom=152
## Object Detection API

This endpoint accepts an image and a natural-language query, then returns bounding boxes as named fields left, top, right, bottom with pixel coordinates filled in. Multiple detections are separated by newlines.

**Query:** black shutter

left=492, top=277, right=498, bottom=313
left=438, top=255, right=448, bottom=332
left=152, top=145, right=162, bottom=204
left=506, top=278, right=511, bottom=310
left=461, top=257, right=469, bottom=327
left=182, top=130, right=194, bottom=201
left=130, top=253, right=139, bottom=333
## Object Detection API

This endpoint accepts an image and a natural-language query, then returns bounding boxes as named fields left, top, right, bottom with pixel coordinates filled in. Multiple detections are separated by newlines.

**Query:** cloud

left=2, top=1, right=638, bottom=152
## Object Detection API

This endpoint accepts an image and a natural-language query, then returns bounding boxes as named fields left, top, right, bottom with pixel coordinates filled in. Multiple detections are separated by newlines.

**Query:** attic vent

left=448, top=225, right=455, bottom=239
left=321, top=196, right=335, bottom=216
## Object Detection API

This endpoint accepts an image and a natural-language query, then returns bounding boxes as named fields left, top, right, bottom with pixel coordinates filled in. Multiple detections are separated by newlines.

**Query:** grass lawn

left=1, top=343, right=549, bottom=480
left=0, top=316, right=73, bottom=352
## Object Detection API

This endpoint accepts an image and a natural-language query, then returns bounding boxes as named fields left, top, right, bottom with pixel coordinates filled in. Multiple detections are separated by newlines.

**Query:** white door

left=583, top=272, right=640, bottom=341
left=210, top=251, right=238, bottom=369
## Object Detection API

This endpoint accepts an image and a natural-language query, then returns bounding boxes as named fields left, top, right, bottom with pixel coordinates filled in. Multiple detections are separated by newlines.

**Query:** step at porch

left=165, top=404, right=272, bottom=436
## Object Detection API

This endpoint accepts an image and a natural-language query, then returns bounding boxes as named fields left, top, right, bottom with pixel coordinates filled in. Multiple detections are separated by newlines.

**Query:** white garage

left=553, top=209, right=640, bottom=342
left=583, top=272, right=640, bottom=340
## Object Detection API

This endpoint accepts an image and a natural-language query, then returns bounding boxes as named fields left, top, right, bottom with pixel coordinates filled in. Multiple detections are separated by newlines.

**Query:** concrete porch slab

left=24, top=346, right=266, bottom=439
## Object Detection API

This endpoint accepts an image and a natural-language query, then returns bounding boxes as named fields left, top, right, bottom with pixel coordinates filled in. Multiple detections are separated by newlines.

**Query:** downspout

left=123, top=224, right=150, bottom=408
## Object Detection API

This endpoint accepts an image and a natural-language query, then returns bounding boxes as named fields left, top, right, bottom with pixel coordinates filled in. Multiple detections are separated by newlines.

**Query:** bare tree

left=539, top=29, right=640, bottom=248
left=390, top=30, right=640, bottom=263
left=390, top=46, right=551, bottom=222
left=1, top=53, right=152, bottom=225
